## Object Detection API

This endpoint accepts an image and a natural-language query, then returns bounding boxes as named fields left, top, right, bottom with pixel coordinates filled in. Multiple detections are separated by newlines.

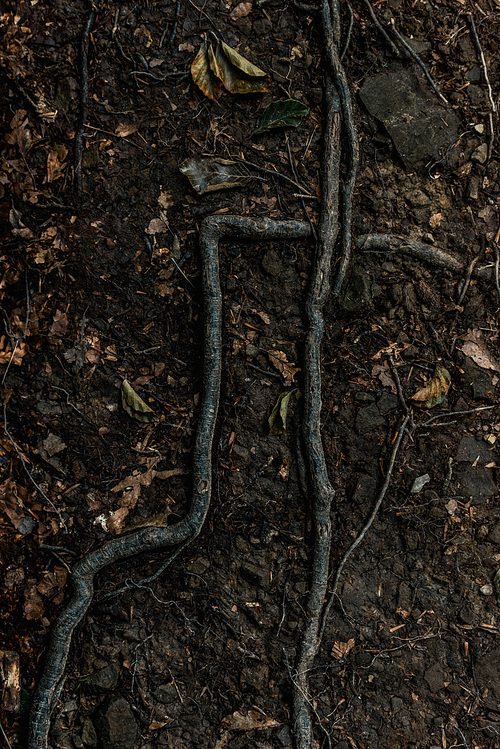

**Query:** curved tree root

left=28, top=216, right=311, bottom=749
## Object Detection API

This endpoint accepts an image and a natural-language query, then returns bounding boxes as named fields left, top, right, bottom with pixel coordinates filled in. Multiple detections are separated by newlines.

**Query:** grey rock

left=276, top=724, right=293, bottom=747
left=391, top=696, right=404, bottom=712
left=240, top=662, right=269, bottom=691
left=377, top=391, right=398, bottom=414
left=186, top=556, right=210, bottom=575
left=356, top=403, right=386, bottom=435
left=82, top=663, right=119, bottom=695
left=465, top=66, right=481, bottom=82
left=355, top=391, right=375, bottom=403
left=239, top=561, right=269, bottom=589
left=359, top=65, right=461, bottom=168
left=155, top=682, right=179, bottom=705
left=455, top=436, right=492, bottom=466
left=425, top=662, right=446, bottom=692
left=82, top=718, right=97, bottom=747
left=95, top=697, right=138, bottom=749
left=232, top=443, right=251, bottom=465
left=489, top=523, right=500, bottom=546
left=261, top=250, right=283, bottom=277
left=472, top=143, right=488, bottom=164
left=453, top=468, right=497, bottom=505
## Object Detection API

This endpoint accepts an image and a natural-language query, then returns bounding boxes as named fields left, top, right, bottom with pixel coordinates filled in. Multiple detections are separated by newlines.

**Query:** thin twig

left=362, top=0, right=400, bottom=56
left=3, top=406, right=67, bottom=531
left=227, top=154, right=312, bottom=195
left=468, top=14, right=496, bottom=114
left=340, top=2, right=354, bottom=61
left=75, top=5, right=96, bottom=197
left=420, top=405, right=495, bottom=426
left=457, top=252, right=482, bottom=305
left=320, top=412, right=411, bottom=639
left=390, top=18, right=449, bottom=105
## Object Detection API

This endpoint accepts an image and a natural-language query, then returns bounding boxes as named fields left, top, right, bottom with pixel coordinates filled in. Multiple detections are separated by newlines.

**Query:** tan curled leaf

left=121, top=379, right=157, bottom=423
left=459, top=329, right=500, bottom=373
left=180, top=157, right=253, bottom=194
left=230, top=2, right=252, bottom=19
left=191, top=41, right=223, bottom=100
left=115, top=122, right=139, bottom=138
left=215, top=710, right=279, bottom=748
left=210, top=41, right=269, bottom=95
left=331, top=638, right=355, bottom=660
left=46, top=144, right=68, bottom=183
left=371, top=363, right=397, bottom=394
left=411, top=363, right=451, bottom=408
left=268, top=391, right=293, bottom=435
left=268, top=350, right=300, bottom=384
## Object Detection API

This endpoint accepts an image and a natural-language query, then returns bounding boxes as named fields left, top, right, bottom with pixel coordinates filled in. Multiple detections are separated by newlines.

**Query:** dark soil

left=1, top=1, right=500, bottom=748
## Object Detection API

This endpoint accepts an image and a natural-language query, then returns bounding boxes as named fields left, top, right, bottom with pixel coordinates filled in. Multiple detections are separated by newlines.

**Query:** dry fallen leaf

left=50, top=309, right=69, bottom=336
left=215, top=710, right=280, bottom=749
left=267, top=350, right=300, bottom=384
left=459, top=329, right=500, bottom=373
left=46, top=144, right=68, bottom=183
left=411, top=363, right=451, bottom=408
left=230, top=2, right=252, bottom=19
left=115, top=122, right=139, bottom=138
left=191, top=40, right=223, bottom=100
left=371, top=362, right=397, bottom=394
left=331, top=638, right=355, bottom=660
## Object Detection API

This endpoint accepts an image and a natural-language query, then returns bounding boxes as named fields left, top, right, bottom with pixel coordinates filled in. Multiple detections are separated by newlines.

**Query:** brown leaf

left=180, top=157, right=252, bottom=194
left=24, top=582, right=44, bottom=620
left=411, top=363, right=451, bottom=408
left=230, top=2, right=252, bottom=19
left=459, top=329, right=500, bottom=373
left=46, top=144, right=68, bottom=183
left=50, top=309, right=69, bottom=336
left=191, top=41, right=223, bottom=100
left=211, top=41, right=269, bottom=94
left=267, top=350, right=300, bottom=384
left=331, top=638, right=355, bottom=660
left=116, top=122, right=139, bottom=138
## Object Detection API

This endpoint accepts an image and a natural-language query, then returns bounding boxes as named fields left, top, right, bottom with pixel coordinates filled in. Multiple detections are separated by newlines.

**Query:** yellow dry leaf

left=267, top=350, right=300, bottom=384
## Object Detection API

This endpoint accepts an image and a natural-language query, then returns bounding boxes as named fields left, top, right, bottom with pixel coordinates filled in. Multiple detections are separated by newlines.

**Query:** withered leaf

left=331, top=638, right=355, bottom=660
left=411, top=363, right=451, bottom=408
left=180, top=157, right=253, bottom=194
left=267, top=350, right=300, bottom=385
left=268, top=391, right=293, bottom=435
left=191, top=41, right=223, bottom=100
left=459, top=329, right=500, bottom=373
left=121, top=379, right=157, bottom=423
left=253, top=99, right=310, bottom=136
left=211, top=41, right=269, bottom=94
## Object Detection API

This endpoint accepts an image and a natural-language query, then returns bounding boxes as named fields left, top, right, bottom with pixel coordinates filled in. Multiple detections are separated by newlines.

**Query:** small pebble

left=480, top=584, right=493, bottom=596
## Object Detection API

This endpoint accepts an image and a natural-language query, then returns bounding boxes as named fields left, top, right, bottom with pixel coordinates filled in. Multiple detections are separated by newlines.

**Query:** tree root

left=28, top=216, right=311, bottom=749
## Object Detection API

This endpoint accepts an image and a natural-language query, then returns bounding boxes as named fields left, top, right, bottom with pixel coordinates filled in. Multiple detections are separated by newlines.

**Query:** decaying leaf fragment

left=268, top=350, right=300, bottom=385
left=459, top=329, right=500, bottom=373
left=180, top=157, right=253, bottom=194
left=214, top=710, right=279, bottom=749
left=121, top=379, right=157, bottom=423
left=331, top=638, right=355, bottom=660
left=268, top=391, right=293, bottom=434
left=191, top=41, right=223, bottom=101
left=411, top=363, right=451, bottom=408
left=191, top=39, right=269, bottom=99
left=253, top=99, right=310, bottom=136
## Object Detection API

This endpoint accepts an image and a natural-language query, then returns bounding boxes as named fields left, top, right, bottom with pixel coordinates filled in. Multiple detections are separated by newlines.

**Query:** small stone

left=261, top=250, right=283, bottom=277
left=82, top=663, right=119, bottom=695
left=95, top=697, right=138, bottom=749
left=239, top=562, right=269, bottom=589
left=276, top=724, right=293, bottom=747
left=186, top=556, right=210, bottom=575
left=377, top=391, right=398, bottom=414
left=355, top=392, right=375, bottom=403
left=471, top=143, right=488, bottom=164
left=82, top=718, right=97, bottom=747
left=155, top=682, right=179, bottom=705
left=245, top=343, right=259, bottom=358
left=355, top=403, right=386, bottom=435
left=410, top=474, right=430, bottom=493
left=480, top=584, right=493, bottom=596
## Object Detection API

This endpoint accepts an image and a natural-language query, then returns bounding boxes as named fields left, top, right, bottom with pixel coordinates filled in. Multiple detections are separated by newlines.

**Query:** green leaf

left=268, top=391, right=293, bottom=435
left=180, top=156, right=253, bottom=194
left=253, top=99, right=310, bottom=136
left=494, top=569, right=500, bottom=604
left=121, top=379, right=157, bottom=423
